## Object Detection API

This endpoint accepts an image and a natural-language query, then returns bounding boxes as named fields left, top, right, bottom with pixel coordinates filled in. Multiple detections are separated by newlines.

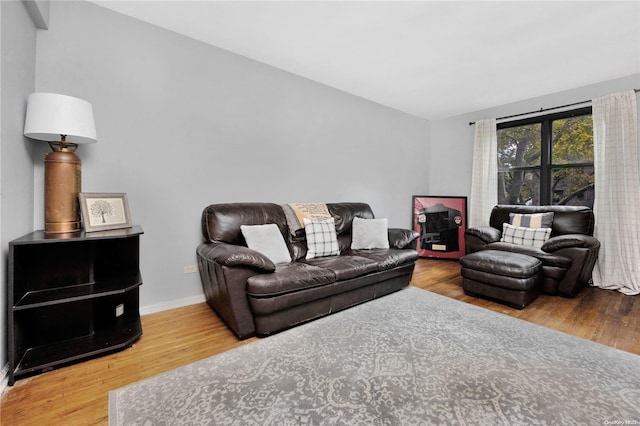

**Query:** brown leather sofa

left=197, top=202, right=419, bottom=339
left=464, top=205, right=600, bottom=297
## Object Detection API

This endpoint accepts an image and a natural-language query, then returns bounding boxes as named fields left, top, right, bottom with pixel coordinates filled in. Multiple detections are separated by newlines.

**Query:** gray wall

left=429, top=74, right=640, bottom=200
left=0, top=0, right=40, bottom=383
left=33, top=1, right=431, bottom=312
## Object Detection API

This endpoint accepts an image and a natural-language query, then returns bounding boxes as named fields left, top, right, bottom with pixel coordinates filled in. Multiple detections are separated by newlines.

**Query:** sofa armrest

left=541, top=234, right=600, bottom=253
left=464, top=226, right=502, bottom=254
left=196, top=242, right=276, bottom=273
left=388, top=228, right=420, bottom=249
left=465, top=226, right=502, bottom=244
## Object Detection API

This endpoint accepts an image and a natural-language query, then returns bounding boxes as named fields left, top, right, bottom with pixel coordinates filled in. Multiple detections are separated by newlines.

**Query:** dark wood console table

left=7, top=226, right=143, bottom=385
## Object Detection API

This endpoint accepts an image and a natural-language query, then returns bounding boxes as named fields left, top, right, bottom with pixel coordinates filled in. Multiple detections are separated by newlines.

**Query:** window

left=497, top=107, right=594, bottom=208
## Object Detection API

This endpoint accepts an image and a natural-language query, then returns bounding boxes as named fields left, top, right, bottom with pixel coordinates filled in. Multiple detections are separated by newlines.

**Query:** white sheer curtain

left=469, top=119, right=498, bottom=228
left=592, top=90, right=640, bottom=295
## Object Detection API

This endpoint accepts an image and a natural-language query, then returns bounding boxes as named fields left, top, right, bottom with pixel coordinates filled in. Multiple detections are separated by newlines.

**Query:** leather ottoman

left=460, top=250, right=542, bottom=309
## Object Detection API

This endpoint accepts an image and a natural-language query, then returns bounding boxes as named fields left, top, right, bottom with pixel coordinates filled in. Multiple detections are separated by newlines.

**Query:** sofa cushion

left=202, top=203, right=289, bottom=245
left=509, top=212, right=554, bottom=228
left=489, top=205, right=594, bottom=236
left=351, top=217, right=390, bottom=249
left=247, top=263, right=335, bottom=297
left=304, top=217, right=340, bottom=259
left=240, top=224, right=292, bottom=264
left=501, top=223, right=551, bottom=248
left=302, top=255, right=379, bottom=281
left=347, top=248, right=419, bottom=271
left=327, top=203, right=375, bottom=235
left=486, top=242, right=572, bottom=268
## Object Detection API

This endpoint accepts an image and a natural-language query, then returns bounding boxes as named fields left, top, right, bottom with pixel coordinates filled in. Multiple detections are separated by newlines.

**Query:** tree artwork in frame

left=78, top=193, right=132, bottom=232
left=412, top=195, right=467, bottom=259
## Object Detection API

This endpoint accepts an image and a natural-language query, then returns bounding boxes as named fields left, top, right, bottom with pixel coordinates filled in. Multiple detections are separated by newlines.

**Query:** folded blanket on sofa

left=282, top=203, right=331, bottom=237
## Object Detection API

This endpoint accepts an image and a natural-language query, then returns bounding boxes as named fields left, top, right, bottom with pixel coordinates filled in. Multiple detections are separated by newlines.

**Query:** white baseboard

left=0, top=363, right=9, bottom=396
left=139, top=294, right=206, bottom=316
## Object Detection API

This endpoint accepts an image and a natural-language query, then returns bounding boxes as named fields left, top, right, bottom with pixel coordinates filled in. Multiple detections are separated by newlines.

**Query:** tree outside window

left=497, top=107, right=594, bottom=207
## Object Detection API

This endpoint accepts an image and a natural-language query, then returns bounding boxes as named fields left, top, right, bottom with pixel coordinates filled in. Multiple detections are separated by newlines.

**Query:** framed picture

left=412, top=195, right=467, bottom=259
left=78, top=193, right=132, bottom=232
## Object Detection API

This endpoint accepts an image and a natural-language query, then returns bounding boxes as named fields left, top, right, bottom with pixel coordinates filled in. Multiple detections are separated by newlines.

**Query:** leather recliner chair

left=464, top=205, right=600, bottom=297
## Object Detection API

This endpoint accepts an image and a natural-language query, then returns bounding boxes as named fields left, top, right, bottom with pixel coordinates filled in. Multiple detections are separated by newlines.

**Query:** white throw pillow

left=501, top=223, right=551, bottom=248
left=240, top=224, right=292, bottom=264
left=351, top=217, right=389, bottom=249
left=304, top=217, right=340, bottom=259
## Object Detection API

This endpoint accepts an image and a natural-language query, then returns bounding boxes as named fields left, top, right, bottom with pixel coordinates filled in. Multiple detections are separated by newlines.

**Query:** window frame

left=497, top=106, right=593, bottom=205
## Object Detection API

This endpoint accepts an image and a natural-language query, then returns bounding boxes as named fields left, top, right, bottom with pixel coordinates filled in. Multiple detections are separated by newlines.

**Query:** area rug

left=109, top=287, right=640, bottom=425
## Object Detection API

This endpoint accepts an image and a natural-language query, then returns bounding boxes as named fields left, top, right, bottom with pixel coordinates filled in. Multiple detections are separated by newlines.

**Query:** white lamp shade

left=24, top=92, right=97, bottom=144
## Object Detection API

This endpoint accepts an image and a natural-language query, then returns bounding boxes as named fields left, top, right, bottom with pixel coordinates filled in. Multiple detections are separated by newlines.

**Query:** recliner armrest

left=541, top=234, right=600, bottom=253
left=196, top=242, right=276, bottom=272
left=388, top=228, right=420, bottom=249
left=465, top=226, right=502, bottom=244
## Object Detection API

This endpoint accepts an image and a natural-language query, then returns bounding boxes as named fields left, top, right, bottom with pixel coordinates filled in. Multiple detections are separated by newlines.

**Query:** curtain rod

left=468, top=88, right=640, bottom=126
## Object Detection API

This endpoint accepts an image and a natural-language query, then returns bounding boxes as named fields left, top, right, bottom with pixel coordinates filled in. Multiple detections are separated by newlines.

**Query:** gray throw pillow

left=240, top=224, right=292, bottom=264
left=351, top=217, right=390, bottom=249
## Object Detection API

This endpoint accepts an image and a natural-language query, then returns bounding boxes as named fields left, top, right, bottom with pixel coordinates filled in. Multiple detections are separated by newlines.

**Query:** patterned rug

left=109, top=287, right=640, bottom=425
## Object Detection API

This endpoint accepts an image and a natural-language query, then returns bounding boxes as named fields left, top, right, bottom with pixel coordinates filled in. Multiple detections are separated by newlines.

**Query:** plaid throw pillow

left=304, top=217, right=340, bottom=259
left=501, top=223, right=551, bottom=248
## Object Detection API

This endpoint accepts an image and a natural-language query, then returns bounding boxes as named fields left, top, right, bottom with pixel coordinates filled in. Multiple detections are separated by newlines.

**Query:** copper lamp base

left=44, top=142, right=82, bottom=234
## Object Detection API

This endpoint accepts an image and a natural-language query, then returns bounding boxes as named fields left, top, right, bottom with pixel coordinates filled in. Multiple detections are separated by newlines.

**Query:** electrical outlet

left=115, top=304, right=124, bottom=317
left=183, top=264, right=198, bottom=274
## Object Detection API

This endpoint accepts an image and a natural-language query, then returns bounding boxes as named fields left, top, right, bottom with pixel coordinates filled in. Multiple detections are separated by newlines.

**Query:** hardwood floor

left=2, top=258, right=639, bottom=425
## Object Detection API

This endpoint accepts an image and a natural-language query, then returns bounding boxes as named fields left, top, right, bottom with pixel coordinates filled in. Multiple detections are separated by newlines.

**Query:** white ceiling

left=88, top=1, right=640, bottom=120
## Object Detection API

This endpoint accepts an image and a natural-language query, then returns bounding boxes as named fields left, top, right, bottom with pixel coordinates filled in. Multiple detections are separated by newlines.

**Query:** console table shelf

left=14, top=275, right=143, bottom=310
left=8, top=226, right=144, bottom=385
left=15, top=320, right=142, bottom=376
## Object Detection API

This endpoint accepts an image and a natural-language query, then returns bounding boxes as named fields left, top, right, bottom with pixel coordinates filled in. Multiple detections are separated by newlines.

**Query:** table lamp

left=24, top=92, right=97, bottom=233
